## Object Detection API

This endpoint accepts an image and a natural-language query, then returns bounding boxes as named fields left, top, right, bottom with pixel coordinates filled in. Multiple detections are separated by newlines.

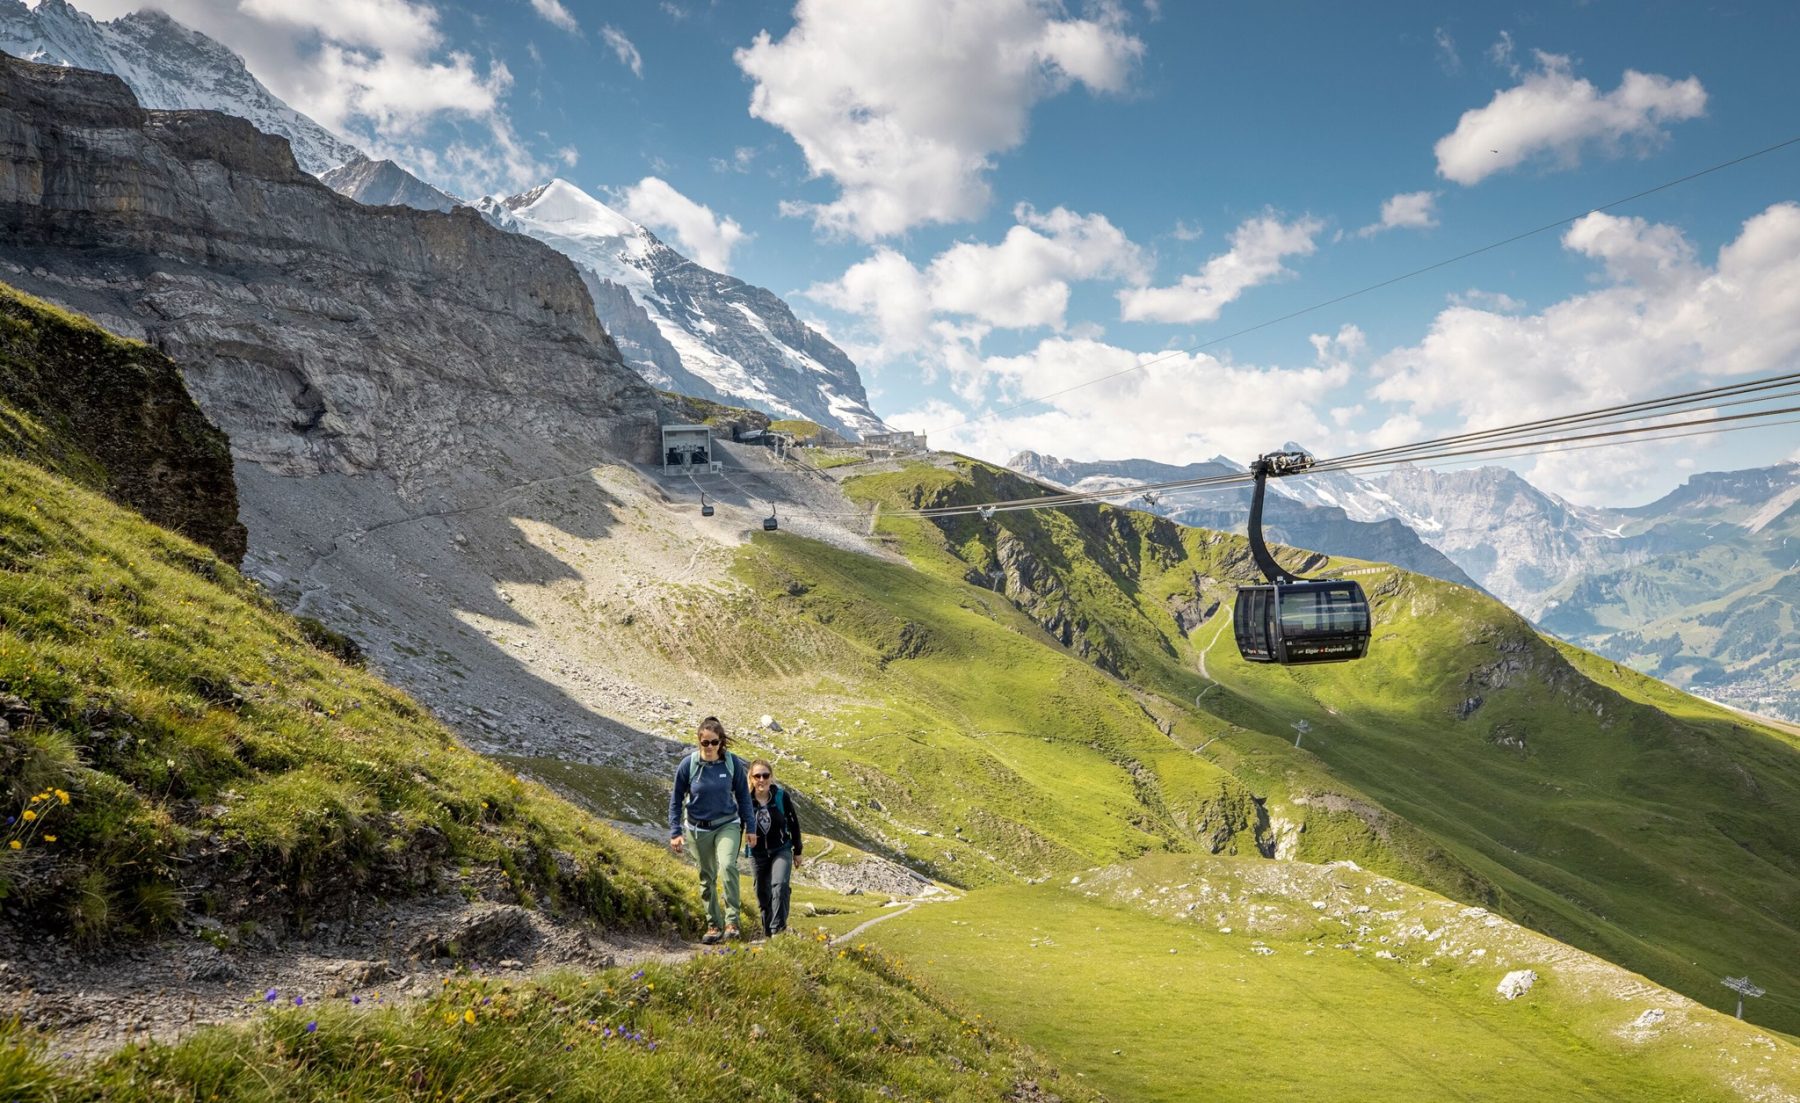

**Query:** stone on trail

left=1497, top=969, right=1538, bottom=1000
left=760, top=715, right=782, bottom=732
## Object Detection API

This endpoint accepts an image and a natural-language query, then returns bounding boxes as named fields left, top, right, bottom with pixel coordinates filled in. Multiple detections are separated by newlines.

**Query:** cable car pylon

left=1232, top=451, right=1371, bottom=666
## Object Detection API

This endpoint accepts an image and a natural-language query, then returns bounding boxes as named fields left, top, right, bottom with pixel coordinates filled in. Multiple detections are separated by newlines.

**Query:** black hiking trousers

left=754, top=847, right=793, bottom=936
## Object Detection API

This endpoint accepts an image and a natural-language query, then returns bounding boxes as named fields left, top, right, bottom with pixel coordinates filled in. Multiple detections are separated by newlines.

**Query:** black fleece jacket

left=749, top=784, right=803, bottom=861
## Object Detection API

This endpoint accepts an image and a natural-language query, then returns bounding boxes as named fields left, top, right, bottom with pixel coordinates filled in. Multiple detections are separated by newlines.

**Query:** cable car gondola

left=1232, top=451, right=1370, bottom=665
left=763, top=503, right=779, bottom=531
left=700, top=492, right=715, bottom=517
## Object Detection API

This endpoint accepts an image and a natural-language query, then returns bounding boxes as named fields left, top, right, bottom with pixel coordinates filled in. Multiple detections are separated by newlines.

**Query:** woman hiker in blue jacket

left=669, top=716, right=756, bottom=943
left=747, top=758, right=803, bottom=937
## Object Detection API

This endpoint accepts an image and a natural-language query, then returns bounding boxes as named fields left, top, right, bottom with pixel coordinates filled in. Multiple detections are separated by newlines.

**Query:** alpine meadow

left=3, top=2, right=1799, bottom=1101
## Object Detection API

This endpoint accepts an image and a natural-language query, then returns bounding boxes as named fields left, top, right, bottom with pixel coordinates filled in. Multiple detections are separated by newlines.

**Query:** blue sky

left=77, top=0, right=1800, bottom=503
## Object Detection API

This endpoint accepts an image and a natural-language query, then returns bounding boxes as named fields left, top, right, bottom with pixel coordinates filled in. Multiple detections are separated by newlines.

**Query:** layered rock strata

left=0, top=53, right=660, bottom=496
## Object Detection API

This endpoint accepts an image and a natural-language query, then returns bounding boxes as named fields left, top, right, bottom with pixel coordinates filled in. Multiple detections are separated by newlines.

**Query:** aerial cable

left=1314, top=372, right=1800, bottom=470
left=927, top=135, right=1800, bottom=438
left=785, top=409, right=1799, bottom=525
left=890, top=403, right=1800, bottom=522
left=748, top=375, right=1800, bottom=524
left=1312, top=415, right=1800, bottom=480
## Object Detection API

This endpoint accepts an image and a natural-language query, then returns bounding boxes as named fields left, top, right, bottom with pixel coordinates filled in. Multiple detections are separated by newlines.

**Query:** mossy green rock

left=0, top=281, right=245, bottom=562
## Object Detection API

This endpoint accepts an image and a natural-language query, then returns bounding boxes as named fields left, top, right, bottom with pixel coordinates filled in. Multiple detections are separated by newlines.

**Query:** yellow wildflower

left=42, top=835, right=56, bottom=843
left=56, top=790, right=70, bottom=804
left=463, top=1009, right=477, bottom=1025
left=21, top=810, right=36, bottom=822
left=8, top=840, right=19, bottom=850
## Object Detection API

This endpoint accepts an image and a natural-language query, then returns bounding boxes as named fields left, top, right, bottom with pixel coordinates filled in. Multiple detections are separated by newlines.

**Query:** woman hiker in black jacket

left=746, top=758, right=803, bottom=937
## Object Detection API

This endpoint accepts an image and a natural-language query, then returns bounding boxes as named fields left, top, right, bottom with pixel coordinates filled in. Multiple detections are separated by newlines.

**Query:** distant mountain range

left=1009, top=450, right=1800, bottom=721
left=1006, top=451, right=1483, bottom=591
left=1, top=0, right=885, bottom=439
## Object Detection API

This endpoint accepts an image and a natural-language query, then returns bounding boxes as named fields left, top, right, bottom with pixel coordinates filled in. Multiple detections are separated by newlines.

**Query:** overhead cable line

left=805, top=375, right=1800, bottom=522
left=927, top=135, right=1800, bottom=438
left=1304, top=371, right=1800, bottom=472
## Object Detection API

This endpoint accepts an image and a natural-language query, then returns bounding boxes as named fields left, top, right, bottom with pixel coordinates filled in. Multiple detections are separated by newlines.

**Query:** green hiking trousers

left=692, top=821, right=743, bottom=930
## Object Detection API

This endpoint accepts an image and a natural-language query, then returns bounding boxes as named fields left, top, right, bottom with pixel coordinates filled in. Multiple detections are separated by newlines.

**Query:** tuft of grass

left=0, top=938, right=1095, bottom=1103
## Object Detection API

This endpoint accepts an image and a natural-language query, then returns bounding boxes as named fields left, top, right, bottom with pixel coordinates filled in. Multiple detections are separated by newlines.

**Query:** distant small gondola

left=1232, top=451, right=1370, bottom=665
left=763, top=503, right=779, bottom=531
left=700, top=492, right=715, bottom=517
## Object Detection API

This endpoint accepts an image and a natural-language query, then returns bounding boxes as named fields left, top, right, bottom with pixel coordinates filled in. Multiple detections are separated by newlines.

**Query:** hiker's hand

left=669, top=836, right=684, bottom=855
left=745, top=832, right=759, bottom=848
left=792, top=855, right=801, bottom=869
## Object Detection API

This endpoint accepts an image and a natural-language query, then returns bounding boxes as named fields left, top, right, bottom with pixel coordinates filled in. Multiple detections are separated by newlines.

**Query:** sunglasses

left=699, top=738, right=721, bottom=747
left=751, top=772, right=771, bottom=780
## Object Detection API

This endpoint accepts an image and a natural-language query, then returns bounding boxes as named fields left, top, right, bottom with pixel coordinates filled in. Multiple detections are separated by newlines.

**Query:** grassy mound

left=0, top=938, right=1090, bottom=1103
left=0, top=455, right=696, bottom=942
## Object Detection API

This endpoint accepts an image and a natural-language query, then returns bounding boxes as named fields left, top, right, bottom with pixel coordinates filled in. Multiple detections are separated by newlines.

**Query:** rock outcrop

left=0, top=52, right=660, bottom=492
left=0, top=280, right=245, bottom=562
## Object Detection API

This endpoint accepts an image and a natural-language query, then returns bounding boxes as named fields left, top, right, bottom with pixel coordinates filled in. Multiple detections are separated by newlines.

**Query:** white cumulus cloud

left=616, top=177, right=747, bottom=272
left=1118, top=212, right=1322, bottom=324
left=1357, top=191, right=1439, bottom=238
left=1435, top=52, right=1706, bottom=186
left=1373, top=202, right=1800, bottom=499
left=888, top=336, right=1351, bottom=469
left=806, top=204, right=1147, bottom=358
left=735, top=0, right=1143, bottom=240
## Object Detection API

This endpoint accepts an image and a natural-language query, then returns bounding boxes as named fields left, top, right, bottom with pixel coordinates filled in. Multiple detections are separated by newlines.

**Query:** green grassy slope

left=0, top=453, right=696, bottom=941
left=833, top=854, right=1800, bottom=1103
left=2, top=938, right=1088, bottom=1103
left=837, top=459, right=1800, bottom=1036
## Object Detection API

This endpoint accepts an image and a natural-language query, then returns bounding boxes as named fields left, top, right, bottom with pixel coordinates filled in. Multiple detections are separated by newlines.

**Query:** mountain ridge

left=0, top=0, right=363, bottom=175
left=477, top=178, right=886, bottom=438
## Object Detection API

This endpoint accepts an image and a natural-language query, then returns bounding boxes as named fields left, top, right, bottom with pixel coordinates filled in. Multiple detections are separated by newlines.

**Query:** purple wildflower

left=304, top=1021, right=317, bottom=1034
left=351, top=996, right=361, bottom=1005
left=264, top=989, right=279, bottom=1002
left=293, top=995, right=305, bottom=1007
left=630, top=969, right=644, bottom=980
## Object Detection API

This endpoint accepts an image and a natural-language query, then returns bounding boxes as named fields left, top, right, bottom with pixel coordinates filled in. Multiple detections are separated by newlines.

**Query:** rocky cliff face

left=0, top=53, right=660, bottom=494
left=0, top=280, right=244, bottom=562
left=477, top=181, right=886, bottom=438
left=0, top=0, right=363, bottom=176
left=1376, top=465, right=1654, bottom=617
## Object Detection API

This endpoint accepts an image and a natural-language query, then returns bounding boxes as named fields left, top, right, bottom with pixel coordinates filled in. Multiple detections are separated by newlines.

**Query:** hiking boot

left=701, top=927, right=722, bottom=945
left=724, top=924, right=741, bottom=941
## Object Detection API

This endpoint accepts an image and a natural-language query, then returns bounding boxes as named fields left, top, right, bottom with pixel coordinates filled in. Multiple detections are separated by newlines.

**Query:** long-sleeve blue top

left=668, top=751, right=754, bottom=839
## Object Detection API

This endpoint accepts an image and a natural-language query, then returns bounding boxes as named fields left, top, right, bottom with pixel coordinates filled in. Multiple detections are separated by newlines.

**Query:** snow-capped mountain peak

left=507, top=179, right=640, bottom=238
left=479, top=179, right=884, bottom=437
left=0, top=0, right=364, bottom=176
